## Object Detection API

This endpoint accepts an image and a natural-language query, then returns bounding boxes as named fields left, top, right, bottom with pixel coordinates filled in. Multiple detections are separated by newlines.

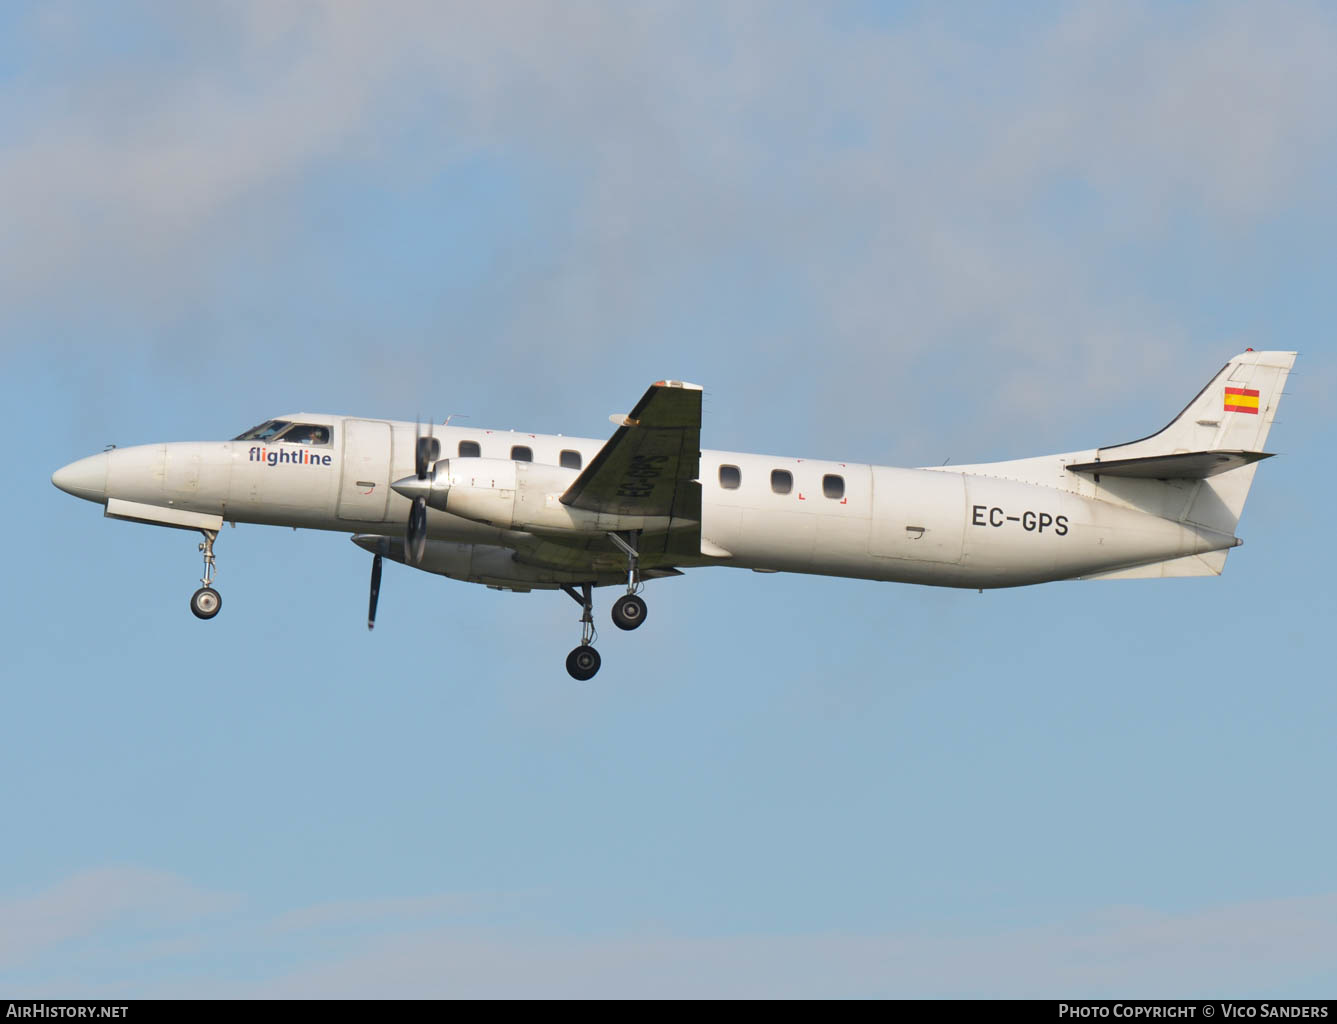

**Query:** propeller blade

left=415, top=420, right=439, bottom=480
left=406, top=419, right=439, bottom=563
left=367, top=553, right=383, bottom=631
left=406, top=495, right=428, bottom=565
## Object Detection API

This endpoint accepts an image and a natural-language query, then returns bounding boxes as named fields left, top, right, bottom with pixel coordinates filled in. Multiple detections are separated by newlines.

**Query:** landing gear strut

left=561, top=583, right=601, bottom=680
left=608, top=531, right=648, bottom=631
left=190, top=529, right=222, bottom=620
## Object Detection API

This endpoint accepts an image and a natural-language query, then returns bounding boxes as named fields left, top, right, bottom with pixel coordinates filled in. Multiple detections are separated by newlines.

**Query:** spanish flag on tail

left=1224, top=387, right=1260, bottom=414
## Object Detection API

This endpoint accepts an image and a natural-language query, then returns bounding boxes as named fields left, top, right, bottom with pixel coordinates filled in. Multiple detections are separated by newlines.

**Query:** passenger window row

left=454, top=439, right=582, bottom=470
left=718, top=464, right=844, bottom=500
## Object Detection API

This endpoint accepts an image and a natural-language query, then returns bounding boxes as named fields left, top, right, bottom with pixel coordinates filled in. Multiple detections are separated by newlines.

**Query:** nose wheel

left=190, top=529, right=222, bottom=620
left=561, top=583, right=600, bottom=680
left=190, top=586, right=222, bottom=619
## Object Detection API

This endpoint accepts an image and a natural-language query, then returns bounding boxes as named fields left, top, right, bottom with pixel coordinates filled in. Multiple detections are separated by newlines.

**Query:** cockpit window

left=233, top=420, right=291, bottom=441
left=278, top=423, right=332, bottom=446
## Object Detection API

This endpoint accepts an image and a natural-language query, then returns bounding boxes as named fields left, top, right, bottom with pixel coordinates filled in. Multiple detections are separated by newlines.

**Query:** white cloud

left=237, top=893, right=1337, bottom=997
left=2, top=1, right=1331, bottom=446
left=0, top=867, right=237, bottom=969
left=265, top=892, right=489, bottom=934
left=8, top=869, right=1332, bottom=997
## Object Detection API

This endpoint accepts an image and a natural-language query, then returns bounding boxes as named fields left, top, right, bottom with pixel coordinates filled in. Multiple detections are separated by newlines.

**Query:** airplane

left=51, top=349, right=1294, bottom=680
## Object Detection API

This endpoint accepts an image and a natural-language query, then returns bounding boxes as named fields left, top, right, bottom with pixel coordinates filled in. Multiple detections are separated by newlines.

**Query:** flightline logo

left=248, top=446, right=332, bottom=467
left=1224, top=387, right=1260, bottom=414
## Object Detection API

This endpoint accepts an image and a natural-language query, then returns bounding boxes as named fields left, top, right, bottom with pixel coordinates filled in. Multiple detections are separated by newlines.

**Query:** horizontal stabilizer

left=1082, top=549, right=1229, bottom=580
left=1066, top=449, right=1273, bottom=480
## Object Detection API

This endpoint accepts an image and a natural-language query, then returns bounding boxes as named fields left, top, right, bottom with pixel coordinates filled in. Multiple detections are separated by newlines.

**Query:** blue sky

left=2, top=0, right=1335, bottom=998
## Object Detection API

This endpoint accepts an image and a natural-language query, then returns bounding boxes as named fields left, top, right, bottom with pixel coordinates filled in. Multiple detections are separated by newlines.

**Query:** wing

left=559, top=380, right=702, bottom=559
left=561, top=380, right=702, bottom=520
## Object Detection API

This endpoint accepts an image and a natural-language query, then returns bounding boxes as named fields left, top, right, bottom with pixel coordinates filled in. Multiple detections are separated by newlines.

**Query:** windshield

left=233, top=420, right=292, bottom=441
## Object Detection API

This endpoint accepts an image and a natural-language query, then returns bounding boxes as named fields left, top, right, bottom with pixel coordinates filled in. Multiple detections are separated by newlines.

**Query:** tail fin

left=1100, top=349, right=1295, bottom=458
left=1083, top=349, right=1295, bottom=536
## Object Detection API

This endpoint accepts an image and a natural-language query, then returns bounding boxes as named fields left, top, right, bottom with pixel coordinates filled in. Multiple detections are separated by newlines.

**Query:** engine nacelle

left=419, top=457, right=674, bottom=535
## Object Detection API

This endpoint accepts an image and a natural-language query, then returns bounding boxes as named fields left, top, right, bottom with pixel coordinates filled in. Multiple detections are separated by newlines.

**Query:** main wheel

left=566, top=644, right=601, bottom=681
left=190, top=587, right=222, bottom=620
left=611, top=593, right=647, bottom=631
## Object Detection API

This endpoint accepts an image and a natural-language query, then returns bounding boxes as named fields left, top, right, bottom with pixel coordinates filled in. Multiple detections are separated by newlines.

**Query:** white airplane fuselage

left=53, top=416, right=1238, bottom=591
left=50, top=352, right=1294, bottom=678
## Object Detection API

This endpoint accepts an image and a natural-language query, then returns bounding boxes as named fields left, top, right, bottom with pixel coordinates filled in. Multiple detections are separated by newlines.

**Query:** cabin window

left=719, top=465, right=741, bottom=490
left=560, top=449, right=582, bottom=470
left=458, top=440, right=481, bottom=458
left=511, top=445, right=533, bottom=462
left=823, top=474, right=845, bottom=500
left=277, top=423, right=332, bottom=447
left=771, top=469, right=793, bottom=495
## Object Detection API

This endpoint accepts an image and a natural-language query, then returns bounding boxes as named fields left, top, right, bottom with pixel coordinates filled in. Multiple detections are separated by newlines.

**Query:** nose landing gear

left=190, top=529, right=222, bottom=620
left=561, top=583, right=600, bottom=680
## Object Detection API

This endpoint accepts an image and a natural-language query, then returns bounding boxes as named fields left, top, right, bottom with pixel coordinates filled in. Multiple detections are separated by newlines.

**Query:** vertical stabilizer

left=1090, top=350, right=1295, bottom=535
left=1099, top=350, right=1294, bottom=460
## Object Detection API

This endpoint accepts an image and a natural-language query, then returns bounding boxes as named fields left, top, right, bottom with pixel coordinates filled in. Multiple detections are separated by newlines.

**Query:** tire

left=190, top=587, right=222, bottom=620
left=611, top=594, right=647, bottom=631
left=566, top=644, right=601, bottom=681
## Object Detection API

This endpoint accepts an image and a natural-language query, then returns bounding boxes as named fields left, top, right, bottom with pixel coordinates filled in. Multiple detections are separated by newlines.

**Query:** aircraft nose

left=51, top=452, right=109, bottom=503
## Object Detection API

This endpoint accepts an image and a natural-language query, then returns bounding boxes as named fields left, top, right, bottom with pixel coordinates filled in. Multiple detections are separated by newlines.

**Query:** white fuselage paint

left=83, top=414, right=1236, bottom=590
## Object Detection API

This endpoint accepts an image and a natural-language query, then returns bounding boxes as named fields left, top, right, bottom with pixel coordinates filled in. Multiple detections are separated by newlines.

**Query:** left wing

left=561, top=380, right=702, bottom=521
left=558, top=380, right=703, bottom=560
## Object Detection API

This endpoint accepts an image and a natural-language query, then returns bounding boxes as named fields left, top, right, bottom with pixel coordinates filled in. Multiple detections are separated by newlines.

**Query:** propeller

left=402, top=420, right=440, bottom=565
left=367, top=552, right=382, bottom=631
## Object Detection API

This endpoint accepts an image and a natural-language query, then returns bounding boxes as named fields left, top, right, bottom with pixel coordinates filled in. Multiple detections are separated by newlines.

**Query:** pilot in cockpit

left=277, top=424, right=330, bottom=446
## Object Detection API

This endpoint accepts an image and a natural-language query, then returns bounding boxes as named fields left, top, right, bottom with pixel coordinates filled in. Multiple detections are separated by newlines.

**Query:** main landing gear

left=607, top=531, right=648, bottom=632
left=561, top=583, right=601, bottom=681
left=611, top=593, right=647, bottom=631
left=556, top=533, right=653, bottom=680
left=189, top=529, right=222, bottom=620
